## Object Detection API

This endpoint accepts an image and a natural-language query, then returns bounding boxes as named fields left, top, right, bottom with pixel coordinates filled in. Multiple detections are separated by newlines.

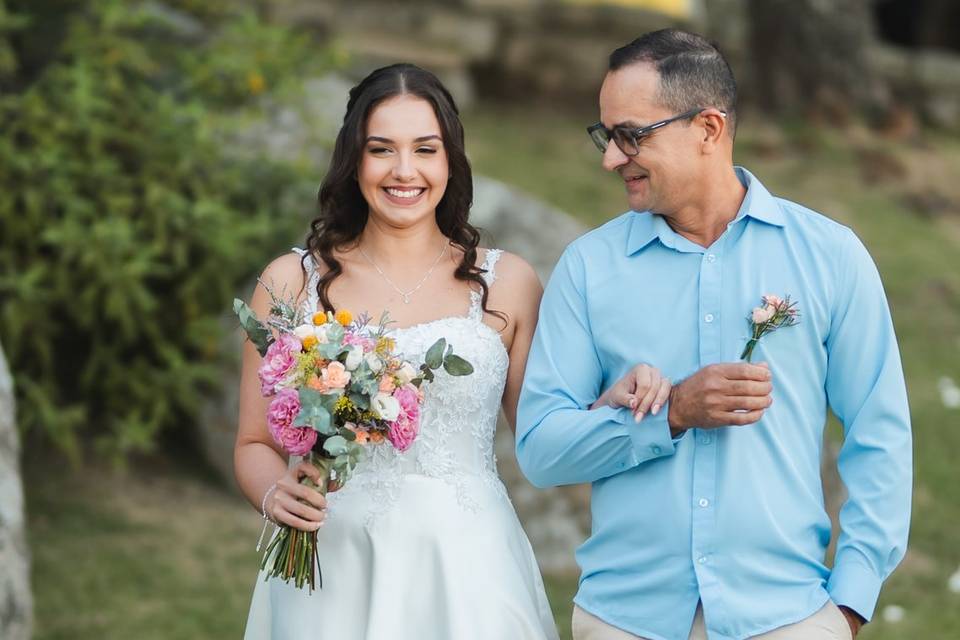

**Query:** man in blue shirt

left=516, top=29, right=912, bottom=640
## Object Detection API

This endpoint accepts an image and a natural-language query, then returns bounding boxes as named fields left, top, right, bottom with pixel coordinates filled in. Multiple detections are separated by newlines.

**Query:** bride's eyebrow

left=365, top=135, right=442, bottom=143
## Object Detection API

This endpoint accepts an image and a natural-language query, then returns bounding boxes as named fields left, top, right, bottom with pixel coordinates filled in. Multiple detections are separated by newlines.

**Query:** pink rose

left=343, top=333, right=376, bottom=352
left=386, top=384, right=421, bottom=452
left=267, top=388, right=316, bottom=456
left=258, top=333, right=301, bottom=396
left=752, top=306, right=776, bottom=324
left=379, top=376, right=397, bottom=393
left=321, top=361, right=351, bottom=389
left=763, top=294, right=783, bottom=309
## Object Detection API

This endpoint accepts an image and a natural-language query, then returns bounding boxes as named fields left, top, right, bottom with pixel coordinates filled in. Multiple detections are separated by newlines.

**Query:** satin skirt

left=243, top=473, right=560, bottom=640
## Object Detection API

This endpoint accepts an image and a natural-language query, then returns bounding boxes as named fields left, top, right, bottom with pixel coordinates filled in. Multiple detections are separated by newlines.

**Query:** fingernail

left=652, top=403, right=661, bottom=415
left=634, top=412, right=644, bottom=423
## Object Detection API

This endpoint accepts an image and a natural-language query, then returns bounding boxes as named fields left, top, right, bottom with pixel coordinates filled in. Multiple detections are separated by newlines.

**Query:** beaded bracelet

left=256, top=482, right=280, bottom=552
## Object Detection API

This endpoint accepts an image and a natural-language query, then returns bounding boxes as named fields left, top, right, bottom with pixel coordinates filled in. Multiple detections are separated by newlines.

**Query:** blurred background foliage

left=0, top=0, right=329, bottom=462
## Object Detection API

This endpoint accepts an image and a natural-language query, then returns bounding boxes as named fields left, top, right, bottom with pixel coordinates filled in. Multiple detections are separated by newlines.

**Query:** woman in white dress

left=235, top=63, right=665, bottom=639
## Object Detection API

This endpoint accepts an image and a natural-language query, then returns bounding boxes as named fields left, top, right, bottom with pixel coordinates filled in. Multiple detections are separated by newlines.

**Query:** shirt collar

left=625, top=166, right=785, bottom=256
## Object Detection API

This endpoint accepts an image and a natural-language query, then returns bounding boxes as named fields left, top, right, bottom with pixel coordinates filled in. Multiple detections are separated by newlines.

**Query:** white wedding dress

left=243, top=249, right=559, bottom=640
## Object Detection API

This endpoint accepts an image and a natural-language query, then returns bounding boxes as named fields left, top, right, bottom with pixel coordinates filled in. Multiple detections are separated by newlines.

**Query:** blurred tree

left=747, top=0, right=892, bottom=124
left=0, top=0, right=329, bottom=463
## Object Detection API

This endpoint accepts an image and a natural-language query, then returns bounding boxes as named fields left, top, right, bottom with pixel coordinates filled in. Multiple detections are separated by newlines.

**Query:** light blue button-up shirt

left=517, top=168, right=912, bottom=640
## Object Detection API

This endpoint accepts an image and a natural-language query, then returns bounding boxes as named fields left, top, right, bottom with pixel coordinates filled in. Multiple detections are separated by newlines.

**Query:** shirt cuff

left=614, top=402, right=679, bottom=463
left=827, top=554, right=884, bottom=622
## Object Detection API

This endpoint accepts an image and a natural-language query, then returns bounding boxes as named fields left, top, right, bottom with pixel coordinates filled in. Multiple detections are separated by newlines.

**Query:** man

left=516, top=29, right=912, bottom=640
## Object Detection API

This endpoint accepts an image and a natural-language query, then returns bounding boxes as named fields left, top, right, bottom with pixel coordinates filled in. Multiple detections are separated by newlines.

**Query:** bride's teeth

left=386, top=188, right=423, bottom=198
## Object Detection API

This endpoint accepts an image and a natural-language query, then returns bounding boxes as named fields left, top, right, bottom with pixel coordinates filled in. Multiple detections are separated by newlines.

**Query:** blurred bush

left=0, top=0, right=332, bottom=463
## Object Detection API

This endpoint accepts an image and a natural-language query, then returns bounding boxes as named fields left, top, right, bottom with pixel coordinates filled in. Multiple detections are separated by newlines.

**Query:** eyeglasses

left=586, top=107, right=726, bottom=156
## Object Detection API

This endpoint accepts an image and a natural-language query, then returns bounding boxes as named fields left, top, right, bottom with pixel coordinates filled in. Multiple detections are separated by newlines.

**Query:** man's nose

left=601, top=141, right=629, bottom=172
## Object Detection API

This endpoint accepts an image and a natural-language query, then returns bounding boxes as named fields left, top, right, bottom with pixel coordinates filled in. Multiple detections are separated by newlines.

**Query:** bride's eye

left=368, top=146, right=391, bottom=155
left=417, top=146, right=438, bottom=154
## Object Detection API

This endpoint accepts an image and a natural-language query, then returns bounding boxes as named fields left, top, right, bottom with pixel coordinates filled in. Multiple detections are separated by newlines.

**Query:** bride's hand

left=591, top=364, right=671, bottom=422
left=267, top=461, right=329, bottom=532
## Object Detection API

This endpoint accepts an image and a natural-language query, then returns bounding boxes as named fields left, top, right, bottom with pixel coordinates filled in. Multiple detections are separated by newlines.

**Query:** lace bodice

left=291, top=247, right=510, bottom=526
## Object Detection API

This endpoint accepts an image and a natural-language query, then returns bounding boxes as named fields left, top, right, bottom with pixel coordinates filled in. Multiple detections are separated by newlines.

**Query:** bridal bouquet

left=234, top=284, right=473, bottom=591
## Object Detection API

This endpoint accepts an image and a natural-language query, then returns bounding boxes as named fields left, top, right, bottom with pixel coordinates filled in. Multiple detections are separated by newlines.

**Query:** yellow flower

left=376, top=337, right=396, bottom=355
left=335, top=309, right=353, bottom=326
left=302, top=335, right=318, bottom=351
left=312, top=311, right=327, bottom=326
left=246, top=71, right=265, bottom=95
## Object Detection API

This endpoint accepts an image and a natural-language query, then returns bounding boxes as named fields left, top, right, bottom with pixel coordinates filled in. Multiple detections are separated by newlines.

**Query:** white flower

left=344, top=345, right=363, bottom=371
left=948, top=566, right=960, bottom=593
left=371, top=393, right=400, bottom=421
left=396, top=362, right=417, bottom=385
left=881, top=605, right=904, bottom=623
left=365, top=352, right=384, bottom=374
left=293, top=324, right=315, bottom=340
left=313, top=325, right=329, bottom=344
left=938, top=377, right=960, bottom=409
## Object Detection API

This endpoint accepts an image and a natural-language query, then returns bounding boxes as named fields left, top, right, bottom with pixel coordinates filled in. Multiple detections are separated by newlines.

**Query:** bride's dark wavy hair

left=304, top=63, right=499, bottom=320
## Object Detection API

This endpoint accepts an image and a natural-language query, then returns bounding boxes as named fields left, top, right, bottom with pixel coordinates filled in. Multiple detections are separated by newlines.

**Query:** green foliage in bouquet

left=0, top=0, right=332, bottom=463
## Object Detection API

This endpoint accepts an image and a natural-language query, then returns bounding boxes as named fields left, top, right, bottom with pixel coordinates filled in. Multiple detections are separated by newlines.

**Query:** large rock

left=0, top=341, right=32, bottom=640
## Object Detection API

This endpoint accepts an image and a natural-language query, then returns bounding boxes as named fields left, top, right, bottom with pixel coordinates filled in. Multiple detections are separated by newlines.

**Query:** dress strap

left=469, top=249, right=503, bottom=320
left=291, top=247, right=320, bottom=314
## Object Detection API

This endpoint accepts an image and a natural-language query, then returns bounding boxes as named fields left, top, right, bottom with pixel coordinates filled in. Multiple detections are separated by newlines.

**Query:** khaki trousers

left=572, top=601, right=853, bottom=640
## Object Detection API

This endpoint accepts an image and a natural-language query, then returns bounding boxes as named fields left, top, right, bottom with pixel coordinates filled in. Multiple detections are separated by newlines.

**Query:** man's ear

left=699, top=110, right=728, bottom=154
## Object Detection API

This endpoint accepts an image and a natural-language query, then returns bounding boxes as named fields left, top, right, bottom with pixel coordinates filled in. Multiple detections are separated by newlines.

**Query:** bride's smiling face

left=358, top=95, right=449, bottom=229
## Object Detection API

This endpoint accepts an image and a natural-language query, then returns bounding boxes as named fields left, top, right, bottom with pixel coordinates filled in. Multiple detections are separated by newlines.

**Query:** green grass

left=27, top=106, right=960, bottom=639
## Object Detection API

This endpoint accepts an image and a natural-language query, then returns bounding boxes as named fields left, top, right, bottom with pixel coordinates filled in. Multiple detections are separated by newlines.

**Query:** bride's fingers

left=294, top=462, right=323, bottom=485
left=277, top=492, right=326, bottom=526
left=651, top=378, right=671, bottom=416
left=291, top=482, right=328, bottom=511
left=634, top=371, right=662, bottom=420
left=273, top=503, right=323, bottom=531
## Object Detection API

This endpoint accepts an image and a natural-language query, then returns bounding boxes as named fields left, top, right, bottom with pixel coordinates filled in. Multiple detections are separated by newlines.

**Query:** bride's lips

left=382, top=186, right=427, bottom=206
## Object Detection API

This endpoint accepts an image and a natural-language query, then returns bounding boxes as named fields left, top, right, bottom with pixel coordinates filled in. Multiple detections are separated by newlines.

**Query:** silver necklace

left=358, top=240, right=448, bottom=304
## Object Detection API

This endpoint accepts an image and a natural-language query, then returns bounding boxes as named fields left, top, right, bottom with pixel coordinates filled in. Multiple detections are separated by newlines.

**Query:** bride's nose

left=391, top=152, right=417, bottom=182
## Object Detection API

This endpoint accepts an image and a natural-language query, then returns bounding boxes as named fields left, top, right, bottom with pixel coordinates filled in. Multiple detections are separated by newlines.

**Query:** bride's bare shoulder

left=480, top=249, right=540, bottom=292
left=256, top=251, right=310, bottom=298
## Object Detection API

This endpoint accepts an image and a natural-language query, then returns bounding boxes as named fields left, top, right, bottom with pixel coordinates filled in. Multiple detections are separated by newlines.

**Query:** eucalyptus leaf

left=233, top=298, right=272, bottom=356
left=442, top=354, right=474, bottom=376
left=323, top=435, right=350, bottom=457
left=425, top=338, right=446, bottom=369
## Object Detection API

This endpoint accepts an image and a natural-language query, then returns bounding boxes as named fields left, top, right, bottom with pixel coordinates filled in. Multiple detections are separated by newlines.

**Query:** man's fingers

left=726, top=379, right=773, bottom=396
left=717, top=362, right=772, bottom=382
left=722, top=409, right=766, bottom=426
left=719, top=395, right=772, bottom=412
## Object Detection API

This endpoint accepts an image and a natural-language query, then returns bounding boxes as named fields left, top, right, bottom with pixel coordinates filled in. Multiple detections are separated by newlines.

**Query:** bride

left=235, top=63, right=558, bottom=639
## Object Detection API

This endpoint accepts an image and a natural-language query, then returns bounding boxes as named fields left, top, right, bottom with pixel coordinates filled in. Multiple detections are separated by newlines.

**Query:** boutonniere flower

left=740, top=294, right=800, bottom=362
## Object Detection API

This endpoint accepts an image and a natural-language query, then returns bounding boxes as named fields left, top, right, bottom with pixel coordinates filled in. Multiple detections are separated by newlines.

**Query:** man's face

left=598, top=63, right=703, bottom=215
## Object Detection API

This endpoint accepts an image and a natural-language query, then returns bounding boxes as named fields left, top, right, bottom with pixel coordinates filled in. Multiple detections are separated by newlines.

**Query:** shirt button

left=704, top=314, right=715, bottom=323
left=700, top=435, right=712, bottom=445
left=699, top=498, right=710, bottom=508
left=650, top=445, right=662, bottom=455
left=706, top=254, right=717, bottom=263
left=698, top=556, right=708, bottom=564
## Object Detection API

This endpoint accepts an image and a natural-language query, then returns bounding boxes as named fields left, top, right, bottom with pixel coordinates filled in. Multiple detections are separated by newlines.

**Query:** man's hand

left=591, top=364, right=671, bottom=422
left=839, top=606, right=864, bottom=638
left=667, top=362, right=773, bottom=433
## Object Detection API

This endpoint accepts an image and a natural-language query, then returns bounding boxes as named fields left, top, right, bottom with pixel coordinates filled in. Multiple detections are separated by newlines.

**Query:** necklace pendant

left=402, top=294, right=411, bottom=304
